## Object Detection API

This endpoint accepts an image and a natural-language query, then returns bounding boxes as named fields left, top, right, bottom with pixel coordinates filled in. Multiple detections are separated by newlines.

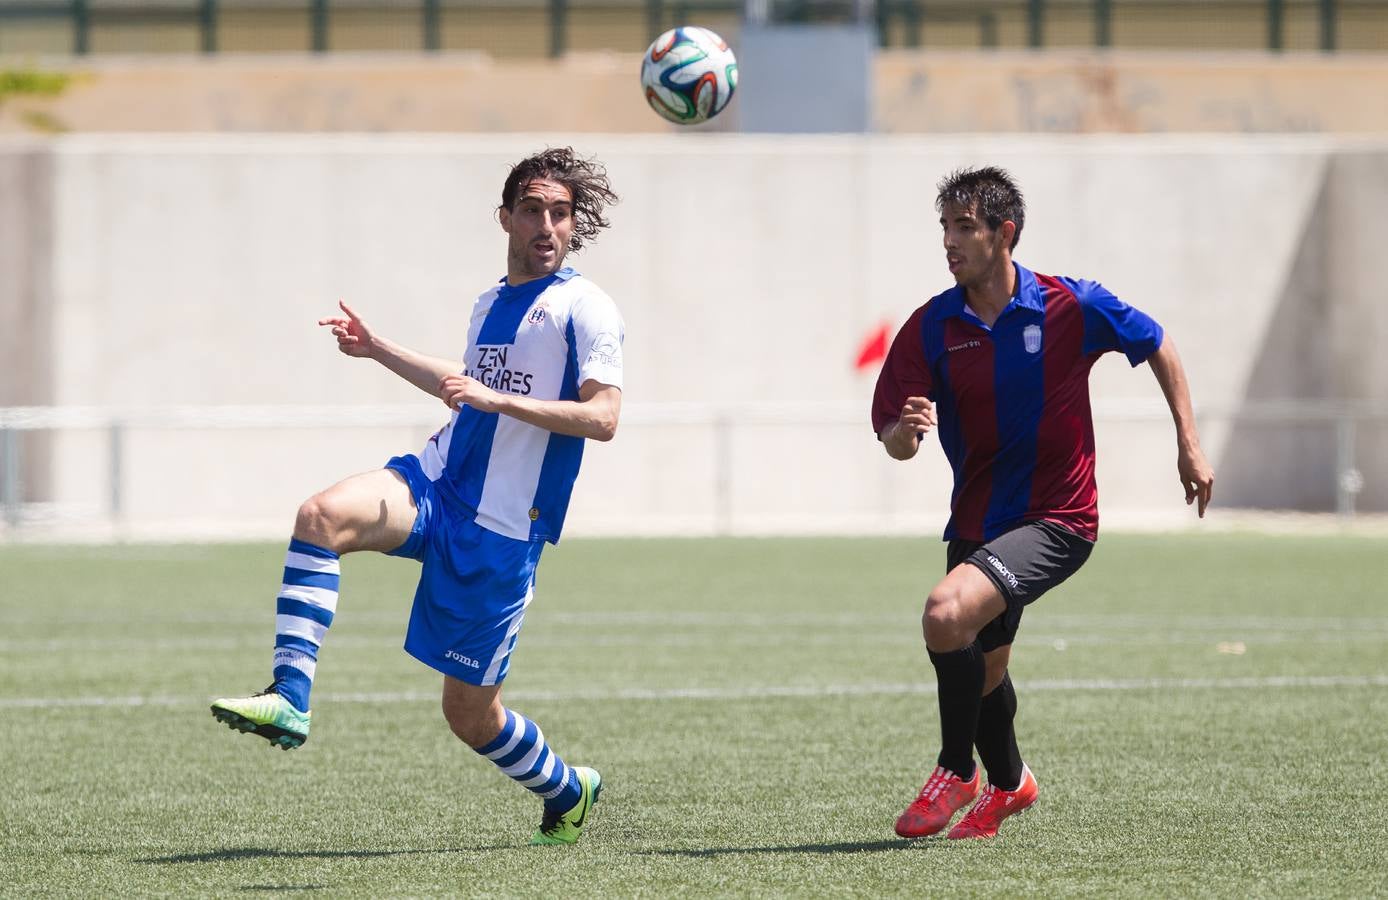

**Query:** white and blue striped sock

left=475, top=708, right=582, bottom=812
left=271, top=538, right=340, bottom=713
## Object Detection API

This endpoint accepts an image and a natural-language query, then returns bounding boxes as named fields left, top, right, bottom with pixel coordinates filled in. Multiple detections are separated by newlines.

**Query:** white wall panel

left=4, top=133, right=1383, bottom=538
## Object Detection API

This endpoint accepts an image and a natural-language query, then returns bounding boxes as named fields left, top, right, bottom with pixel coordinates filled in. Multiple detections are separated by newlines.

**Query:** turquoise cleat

left=210, top=686, right=310, bottom=750
left=530, top=767, right=602, bottom=846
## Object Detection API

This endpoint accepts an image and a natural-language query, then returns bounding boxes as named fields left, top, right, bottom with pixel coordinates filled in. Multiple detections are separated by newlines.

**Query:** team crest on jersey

left=1023, top=324, right=1042, bottom=354
left=527, top=303, right=548, bottom=326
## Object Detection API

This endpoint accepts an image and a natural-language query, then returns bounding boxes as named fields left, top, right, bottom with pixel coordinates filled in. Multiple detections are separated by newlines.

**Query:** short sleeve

left=569, top=288, right=624, bottom=390
left=1060, top=277, right=1164, bottom=367
left=871, top=307, right=934, bottom=436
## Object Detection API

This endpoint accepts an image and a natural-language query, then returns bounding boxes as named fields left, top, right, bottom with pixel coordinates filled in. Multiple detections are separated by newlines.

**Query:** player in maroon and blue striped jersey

left=872, top=166, right=1215, bottom=841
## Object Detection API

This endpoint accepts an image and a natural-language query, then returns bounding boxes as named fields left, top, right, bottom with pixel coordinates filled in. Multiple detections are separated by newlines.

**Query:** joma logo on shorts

left=986, top=555, right=1019, bottom=590
left=445, top=650, right=481, bottom=669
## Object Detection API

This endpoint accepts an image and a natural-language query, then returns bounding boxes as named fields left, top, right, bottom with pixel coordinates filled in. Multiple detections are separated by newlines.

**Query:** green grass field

left=2, top=533, right=1386, bottom=897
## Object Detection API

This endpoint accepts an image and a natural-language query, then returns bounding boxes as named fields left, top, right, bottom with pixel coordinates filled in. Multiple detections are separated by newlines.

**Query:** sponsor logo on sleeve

left=587, top=332, right=622, bottom=368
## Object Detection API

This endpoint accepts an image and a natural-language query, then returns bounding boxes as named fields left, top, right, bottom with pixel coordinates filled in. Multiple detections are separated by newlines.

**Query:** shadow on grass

left=637, top=838, right=929, bottom=857
left=234, top=887, right=327, bottom=894
left=139, top=846, right=512, bottom=865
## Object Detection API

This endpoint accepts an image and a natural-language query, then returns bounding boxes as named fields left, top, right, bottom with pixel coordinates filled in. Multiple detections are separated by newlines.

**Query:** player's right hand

left=899, top=396, right=937, bottom=438
left=439, top=373, right=499, bottom=413
left=318, top=300, right=375, bottom=358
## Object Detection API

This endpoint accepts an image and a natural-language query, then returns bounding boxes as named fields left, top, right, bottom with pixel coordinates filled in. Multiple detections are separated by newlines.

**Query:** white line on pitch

left=3, top=630, right=1387, bottom=654
left=3, top=674, right=1385, bottom=709
left=5, top=610, right=1387, bottom=633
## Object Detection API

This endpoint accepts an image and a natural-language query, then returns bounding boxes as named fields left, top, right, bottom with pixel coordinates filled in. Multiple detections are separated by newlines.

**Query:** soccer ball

left=640, top=26, right=739, bottom=125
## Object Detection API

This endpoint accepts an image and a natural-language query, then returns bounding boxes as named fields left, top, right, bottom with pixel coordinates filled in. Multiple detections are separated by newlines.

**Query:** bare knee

left=295, top=491, right=349, bottom=552
left=444, top=707, right=495, bottom=749
left=922, top=585, right=973, bottom=652
left=442, top=696, right=505, bottom=749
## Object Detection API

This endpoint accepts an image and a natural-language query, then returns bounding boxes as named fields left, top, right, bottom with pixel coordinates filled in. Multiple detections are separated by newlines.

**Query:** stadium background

left=3, top=4, right=1388, bottom=897
left=2, top=0, right=1387, bottom=540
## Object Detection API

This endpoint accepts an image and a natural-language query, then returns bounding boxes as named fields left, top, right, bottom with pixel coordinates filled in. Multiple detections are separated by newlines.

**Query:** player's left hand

left=318, top=299, right=376, bottom=358
left=1177, top=443, right=1214, bottom=517
left=439, top=373, right=500, bottom=413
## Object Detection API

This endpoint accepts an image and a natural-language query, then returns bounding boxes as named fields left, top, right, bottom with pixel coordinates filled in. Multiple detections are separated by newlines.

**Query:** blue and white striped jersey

left=416, top=267, right=624, bottom=544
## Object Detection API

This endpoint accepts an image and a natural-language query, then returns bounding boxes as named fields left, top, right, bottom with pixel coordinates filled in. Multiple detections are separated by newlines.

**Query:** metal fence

left=0, top=0, right=1383, bottom=57
left=0, top=402, right=1382, bottom=539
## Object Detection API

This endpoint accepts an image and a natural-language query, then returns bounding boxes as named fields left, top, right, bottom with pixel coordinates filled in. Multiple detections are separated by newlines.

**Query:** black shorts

left=946, top=519, right=1094, bottom=652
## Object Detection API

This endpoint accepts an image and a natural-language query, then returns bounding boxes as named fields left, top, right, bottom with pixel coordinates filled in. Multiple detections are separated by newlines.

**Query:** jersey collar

left=925, top=262, right=1043, bottom=324
left=497, top=266, right=578, bottom=298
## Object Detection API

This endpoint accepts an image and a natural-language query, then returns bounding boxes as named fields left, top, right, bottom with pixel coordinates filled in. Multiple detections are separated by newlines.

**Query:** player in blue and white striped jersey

left=211, top=148, right=622, bottom=846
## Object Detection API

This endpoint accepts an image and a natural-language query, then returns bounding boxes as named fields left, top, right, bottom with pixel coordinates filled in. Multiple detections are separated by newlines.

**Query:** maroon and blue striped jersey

left=871, top=264, right=1164, bottom=542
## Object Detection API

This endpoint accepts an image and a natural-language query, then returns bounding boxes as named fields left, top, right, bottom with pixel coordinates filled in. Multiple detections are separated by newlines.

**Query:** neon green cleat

left=210, top=685, right=310, bottom=750
left=530, top=767, right=602, bottom=846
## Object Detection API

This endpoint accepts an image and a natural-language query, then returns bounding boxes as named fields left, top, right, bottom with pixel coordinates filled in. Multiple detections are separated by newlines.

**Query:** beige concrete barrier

left=1, top=133, right=1385, bottom=539
left=4, top=51, right=1388, bottom=135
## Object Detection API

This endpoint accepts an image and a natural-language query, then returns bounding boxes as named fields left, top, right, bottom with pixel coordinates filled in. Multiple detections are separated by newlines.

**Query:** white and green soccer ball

left=640, top=26, right=739, bottom=125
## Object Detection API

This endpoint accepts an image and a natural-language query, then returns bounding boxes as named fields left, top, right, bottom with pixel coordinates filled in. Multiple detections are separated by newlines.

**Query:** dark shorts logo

left=986, top=554, right=1020, bottom=590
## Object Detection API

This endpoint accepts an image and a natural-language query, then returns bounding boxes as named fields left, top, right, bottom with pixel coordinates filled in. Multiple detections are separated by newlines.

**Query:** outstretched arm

left=439, top=374, right=621, bottom=442
left=319, top=300, right=461, bottom=398
left=1148, top=336, right=1214, bottom=517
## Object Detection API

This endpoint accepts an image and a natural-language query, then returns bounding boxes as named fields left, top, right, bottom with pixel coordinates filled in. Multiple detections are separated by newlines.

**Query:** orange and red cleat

left=894, top=765, right=982, bottom=838
left=947, top=764, right=1039, bottom=840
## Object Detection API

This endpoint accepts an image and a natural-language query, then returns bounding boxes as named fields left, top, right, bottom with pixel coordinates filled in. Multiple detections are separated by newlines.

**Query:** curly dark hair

left=935, top=166, right=1025, bottom=250
left=499, top=147, right=619, bottom=253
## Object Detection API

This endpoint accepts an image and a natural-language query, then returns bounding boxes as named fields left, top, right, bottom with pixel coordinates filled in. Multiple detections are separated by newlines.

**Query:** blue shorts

left=385, top=454, right=544, bottom=686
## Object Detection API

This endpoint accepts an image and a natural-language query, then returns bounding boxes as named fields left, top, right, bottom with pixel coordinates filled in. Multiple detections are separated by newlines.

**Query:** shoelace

left=958, top=785, right=1001, bottom=827
left=916, top=767, right=957, bottom=803
left=538, top=807, right=565, bottom=835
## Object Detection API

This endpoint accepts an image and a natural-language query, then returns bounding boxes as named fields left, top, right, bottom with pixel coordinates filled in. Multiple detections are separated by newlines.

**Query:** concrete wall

left=5, top=52, right=1388, bottom=136
left=875, top=52, right=1388, bottom=134
left=0, top=141, right=55, bottom=503
left=0, top=140, right=52, bottom=408
left=2, top=133, right=1385, bottom=539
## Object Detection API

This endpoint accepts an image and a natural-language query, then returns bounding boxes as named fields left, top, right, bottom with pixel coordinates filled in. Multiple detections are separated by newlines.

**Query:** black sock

left=975, top=672, right=1024, bottom=790
left=927, top=641, right=984, bottom=779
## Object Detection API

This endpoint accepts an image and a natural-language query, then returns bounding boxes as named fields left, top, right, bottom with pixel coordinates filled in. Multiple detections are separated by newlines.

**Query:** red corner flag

left=854, top=322, right=890, bottom=373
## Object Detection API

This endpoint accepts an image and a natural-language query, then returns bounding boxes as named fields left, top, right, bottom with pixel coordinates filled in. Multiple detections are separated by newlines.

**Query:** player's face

left=940, top=202, right=1010, bottom=287
left=500, top=178, right=575, bottom=284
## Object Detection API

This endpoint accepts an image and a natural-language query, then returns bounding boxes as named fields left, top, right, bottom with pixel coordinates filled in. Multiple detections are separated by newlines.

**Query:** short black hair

left=499, top=147, right=619, bottom=253
left=935, top=166, right=1025, bottom=250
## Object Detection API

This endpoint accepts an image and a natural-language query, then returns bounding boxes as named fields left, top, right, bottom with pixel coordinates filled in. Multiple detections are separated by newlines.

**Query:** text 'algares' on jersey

left=871, top=263, right=1163, bottom=543
left=418, top=267, right=624, bottom=544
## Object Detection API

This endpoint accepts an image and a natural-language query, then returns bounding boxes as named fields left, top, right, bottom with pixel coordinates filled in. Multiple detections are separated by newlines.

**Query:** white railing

left=1, top=400, right=1384, bottom=531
